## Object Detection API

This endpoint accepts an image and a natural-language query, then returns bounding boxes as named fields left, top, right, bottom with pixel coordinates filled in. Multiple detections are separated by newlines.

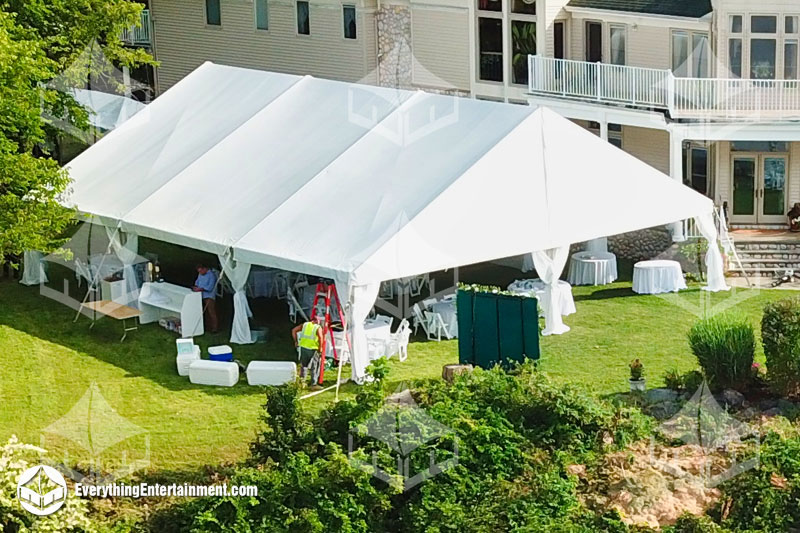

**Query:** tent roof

left=66, top=62, right=713, bottom=285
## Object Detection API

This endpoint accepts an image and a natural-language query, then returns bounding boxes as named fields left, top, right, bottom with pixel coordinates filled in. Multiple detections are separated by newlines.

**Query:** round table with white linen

left=632, top=260, right=687, bottom=295
left=507, top=279, right=576, bottom=317
left=567, top=251, right=618, bottom=286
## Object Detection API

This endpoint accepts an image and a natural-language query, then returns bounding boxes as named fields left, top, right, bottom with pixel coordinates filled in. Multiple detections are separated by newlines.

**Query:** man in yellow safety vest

left=292, top=317, right=324, bottom=384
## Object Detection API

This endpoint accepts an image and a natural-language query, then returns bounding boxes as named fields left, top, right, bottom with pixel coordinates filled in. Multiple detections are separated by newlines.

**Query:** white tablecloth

left=632, top=260, right=687, bottom=294
left=567, top=251, right=618, bottom=286
left=430, top=300, right=458, bottom=338
left=507, top=279, right=576, bottom=317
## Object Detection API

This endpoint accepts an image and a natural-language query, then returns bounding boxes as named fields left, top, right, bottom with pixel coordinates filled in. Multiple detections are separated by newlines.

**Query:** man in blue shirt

left=193, top=263, right=219, bottom=333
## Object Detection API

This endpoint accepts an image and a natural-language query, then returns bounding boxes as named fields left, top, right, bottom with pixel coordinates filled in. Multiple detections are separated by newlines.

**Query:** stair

left=729, top=241, right=800, bottom=277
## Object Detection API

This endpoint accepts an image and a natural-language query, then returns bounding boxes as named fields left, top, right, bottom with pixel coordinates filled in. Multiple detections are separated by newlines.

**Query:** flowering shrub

left=0, top=436, right=97, bottom=533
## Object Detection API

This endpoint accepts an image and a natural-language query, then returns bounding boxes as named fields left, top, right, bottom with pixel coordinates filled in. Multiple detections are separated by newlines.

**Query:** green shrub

left=688, top=314, right=755, bottom=391
left=663, top=369, right=704, bottom=393
left=762, top=297, right=800, bottom=397
left=665, top=514, right=727, bottom=532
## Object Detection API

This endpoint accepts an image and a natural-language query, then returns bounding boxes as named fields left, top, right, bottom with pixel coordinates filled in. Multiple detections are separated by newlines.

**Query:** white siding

left=151, top=0, right=376, bottom=93
left=411, top=7, right=470, bottom=91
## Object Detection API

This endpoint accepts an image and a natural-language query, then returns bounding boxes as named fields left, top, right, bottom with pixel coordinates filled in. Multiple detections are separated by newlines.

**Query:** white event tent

left=65, top=62, right=727, bottom=383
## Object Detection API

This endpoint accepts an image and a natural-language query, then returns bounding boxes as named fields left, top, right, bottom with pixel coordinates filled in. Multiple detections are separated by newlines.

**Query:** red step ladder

left=309, top=282, right=349, bottom=385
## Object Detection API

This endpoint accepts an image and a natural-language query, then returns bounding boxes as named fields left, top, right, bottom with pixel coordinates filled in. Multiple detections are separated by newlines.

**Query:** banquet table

left=429, top=299, right=458, bottom=339
left=507, top=279, right=576, bottom=317
left=567, top=251, right=618, bottom=286
left=632, top=260, right=687, bottom=295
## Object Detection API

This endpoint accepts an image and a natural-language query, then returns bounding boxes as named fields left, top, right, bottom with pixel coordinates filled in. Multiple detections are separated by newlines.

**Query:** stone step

left=735, top=244, right=800, bottom=251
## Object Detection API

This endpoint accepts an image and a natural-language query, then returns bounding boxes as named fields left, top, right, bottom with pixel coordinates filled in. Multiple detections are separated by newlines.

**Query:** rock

left=646, top=388, right=679, bottom=404
left=758, top=398, right=779, bottom=411
left=648, top=400, right=681, bottom=420
left=442, top=364, right=473, bottom=383
left=566, top=464, right=586, bottom=478
left=763, top=407, right=783, bottom=418
left=718, top=389, right=746, bottom=410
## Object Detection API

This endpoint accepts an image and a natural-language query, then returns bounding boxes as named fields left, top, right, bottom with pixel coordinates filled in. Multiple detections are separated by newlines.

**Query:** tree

left=0, top=1, right=155, bottom=263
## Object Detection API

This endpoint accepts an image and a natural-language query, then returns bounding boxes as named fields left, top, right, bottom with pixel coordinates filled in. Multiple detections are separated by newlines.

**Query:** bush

left=688, top=314, right=755, bottom=391
left=762, top=297, right=800, bottom=397
left=0, top=436, right=98, bottom=533
left=663, top=369, right=704, bottom=394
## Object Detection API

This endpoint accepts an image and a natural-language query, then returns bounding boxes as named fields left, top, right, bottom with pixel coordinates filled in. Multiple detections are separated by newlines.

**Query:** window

left=751, top=38, right=777, bottom=79
left=255, top=0, right=268, bottom=30
left=478, top=0, right=501, bottom=12
left=297, top=1, right=310, bottom=35
left=511, top=20, right=536, bottom=84
left=686, top=146, right=709, bottom=196
left=787, top=16, right=798, bottom=34
left=672, top=31, right=689, bottom=77
left=343, top=5, right=356, bottom=39
left=511, top=0, right=535, bottom=15
left=479, top=17, right=503, bottom=82
left=752, top=15, right=777, bottom=34
left=786, top=41, right=798, bottom=79
left=206, top=0, right=221, bottom=26
left=588, top=122, right=622, bottom=149
left=730, top=15, right=743, bottom=34
left=729, top=38, right=743, bottom=77
left=585, top=21, right=602, bottom=62
left=731, top=141, right=789, bottom=152
left=553, top=21, right=565, bottom=59
left=610, top=25, right=626, bottom=65
left=692, top=33, right=710, bottom=78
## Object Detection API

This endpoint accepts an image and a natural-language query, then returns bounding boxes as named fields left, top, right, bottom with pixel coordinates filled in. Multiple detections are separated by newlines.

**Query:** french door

left=731, top=154, right=788, bottom=224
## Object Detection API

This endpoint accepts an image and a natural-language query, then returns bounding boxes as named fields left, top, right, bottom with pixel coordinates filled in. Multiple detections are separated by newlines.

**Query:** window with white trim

left=610, top=24, right=626, bottom=65
left=672, top=30, right=709, bottom=78
left=343, top=5, right=356, bottom=39
left=255, top=0, right=268, bottom=30
left=297, top=1, right=310, bottom=35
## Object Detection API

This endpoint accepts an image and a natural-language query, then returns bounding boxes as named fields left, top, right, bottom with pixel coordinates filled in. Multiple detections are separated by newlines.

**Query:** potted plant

left=629, top=359, right=646, bottom=392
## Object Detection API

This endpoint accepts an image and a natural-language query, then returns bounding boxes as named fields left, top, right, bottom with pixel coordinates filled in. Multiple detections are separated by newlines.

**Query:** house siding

left=410, top=6, right=471, bottom=91
left=151, top=0, right=376, bottom=93
left=621, top=126, right=669, bottom=174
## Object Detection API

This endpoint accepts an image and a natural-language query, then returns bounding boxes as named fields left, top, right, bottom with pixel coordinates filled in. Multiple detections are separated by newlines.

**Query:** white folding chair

left=374, top=314, right=394, bottom=330
left=424, top=310, right=449, bottom=342
left=421, top=298, right=437, bottom=310
left=386, top=319, right=411, bottom=362
left=367, top=338, right=387, bottom=361
left=379, top=280, right=394, bottom=300
left=412, top=303, right=429, bottom=337
left=271, top=272, right=289, bottom=299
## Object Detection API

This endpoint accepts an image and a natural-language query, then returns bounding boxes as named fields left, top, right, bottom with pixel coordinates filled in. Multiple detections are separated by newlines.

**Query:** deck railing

left=528, top=55, right=800, bottom=120
left=121, top=9, right=152, bottom=46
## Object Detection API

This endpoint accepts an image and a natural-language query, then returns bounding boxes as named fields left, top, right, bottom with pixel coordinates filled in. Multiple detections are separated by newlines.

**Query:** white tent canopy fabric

left=71, top=89, right=146, bottom=131
left=65, top=62, right=726, bottom=381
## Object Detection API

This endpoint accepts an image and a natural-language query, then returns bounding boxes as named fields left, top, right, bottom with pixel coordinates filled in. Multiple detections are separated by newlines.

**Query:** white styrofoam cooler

left=189, top=360, right=239, bottom=387
left=176, top=346, right=201, bottom=376
left=246, top=361, right=297, bottom=386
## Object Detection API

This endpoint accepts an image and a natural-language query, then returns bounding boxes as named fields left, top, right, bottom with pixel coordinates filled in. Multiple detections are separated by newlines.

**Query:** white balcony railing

left=528, top=55, right=800, bottom=121
left=121, top=9, right=152, bottom=46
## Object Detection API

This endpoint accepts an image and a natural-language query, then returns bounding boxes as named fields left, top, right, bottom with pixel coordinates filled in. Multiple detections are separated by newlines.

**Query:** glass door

left=760, top=156, right=787, bottom=223
left=732, top=155, right=757, bottom=223
left=731, top=154, right=788, bottom=224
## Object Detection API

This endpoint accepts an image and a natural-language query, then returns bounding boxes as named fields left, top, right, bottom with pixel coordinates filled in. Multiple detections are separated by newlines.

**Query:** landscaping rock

left=646, top=388, right=679, bottom=404
left=607, top=228, right=673, bottom=262
left=442, top=364, right=473, bottom=384
left=717, top=389, right=746, bottom=410
left=648, top=400, right=681, bottom=420
left=758, top=398, right=779, bottom=411
left=763, top=407, right=784, bottom=418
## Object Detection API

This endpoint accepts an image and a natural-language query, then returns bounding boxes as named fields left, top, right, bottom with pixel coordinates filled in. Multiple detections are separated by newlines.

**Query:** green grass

left=0, top=259, right=793, bottom=473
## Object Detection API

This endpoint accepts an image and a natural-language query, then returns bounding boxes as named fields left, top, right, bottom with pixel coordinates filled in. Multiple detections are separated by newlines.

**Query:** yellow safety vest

left=298, top=322, right=321, bottom=350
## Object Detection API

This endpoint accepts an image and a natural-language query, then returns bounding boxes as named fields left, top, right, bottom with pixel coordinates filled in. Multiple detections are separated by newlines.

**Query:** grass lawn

left=0, top=256, right=794, bottom=473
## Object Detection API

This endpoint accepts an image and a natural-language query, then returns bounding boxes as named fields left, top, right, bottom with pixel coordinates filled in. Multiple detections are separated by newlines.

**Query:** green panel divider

left=498, top=295, right=524, bottom=366
left=521, top=297, right=540, bottom=361
left=457, top=290, right=474, bottom=365
left=473, top=293, right=500, bottom=369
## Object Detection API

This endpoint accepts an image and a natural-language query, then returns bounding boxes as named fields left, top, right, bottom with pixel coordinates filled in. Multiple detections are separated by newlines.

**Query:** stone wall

left=607, top=228, right=674, bottom=263
left=376, top=6, right=412, bottom=89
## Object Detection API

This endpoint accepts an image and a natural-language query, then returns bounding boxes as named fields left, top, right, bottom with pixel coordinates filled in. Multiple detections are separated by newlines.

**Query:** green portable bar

left=473, top=292, right=500, bottom=368
left=456, top=289, right=475, bottom=365
left=521, top=296, right=540, bottom=361
left=497, top=294, right=525, bottom=367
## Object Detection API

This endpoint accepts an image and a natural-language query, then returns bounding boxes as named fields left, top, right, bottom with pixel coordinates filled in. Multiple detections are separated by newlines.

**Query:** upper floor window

left=255, top=0, right=268, bottom=30
left=343, top=5, right=357, bottom=39
left=750, top=16, right=778, bottom=79
left=297, top=1, right=310, bottom=35
left=478, top=17, right=503, bottom=82
left=730, top=15, right=743, bottom=34
left=206, top=0, right=221, bottom=26
left=511, top=0, right=536, bottom=16
left=787, top=16, right=799, bottom=34
left=672, top=31, right=709, bottom=78
left=610, top=25, right=626, bottom=65
left=478, top=0, right=501, bottom=12
left=511, top=20, right=536, bottom=84
left=752, top=15, right=777, bottom=34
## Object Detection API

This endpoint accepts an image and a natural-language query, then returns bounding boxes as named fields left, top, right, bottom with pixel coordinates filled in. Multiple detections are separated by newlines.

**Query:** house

left=141, top=0, right=800, bottom=238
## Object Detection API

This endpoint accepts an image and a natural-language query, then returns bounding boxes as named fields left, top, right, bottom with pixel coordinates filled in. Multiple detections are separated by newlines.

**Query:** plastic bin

left=208, top=345, right=233, bottom=362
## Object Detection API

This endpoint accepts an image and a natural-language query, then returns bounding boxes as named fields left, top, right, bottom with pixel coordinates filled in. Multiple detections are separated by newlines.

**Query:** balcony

left=528, top=55, right=800, bottom=121
left=121, top=9, right=152, bottom=46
